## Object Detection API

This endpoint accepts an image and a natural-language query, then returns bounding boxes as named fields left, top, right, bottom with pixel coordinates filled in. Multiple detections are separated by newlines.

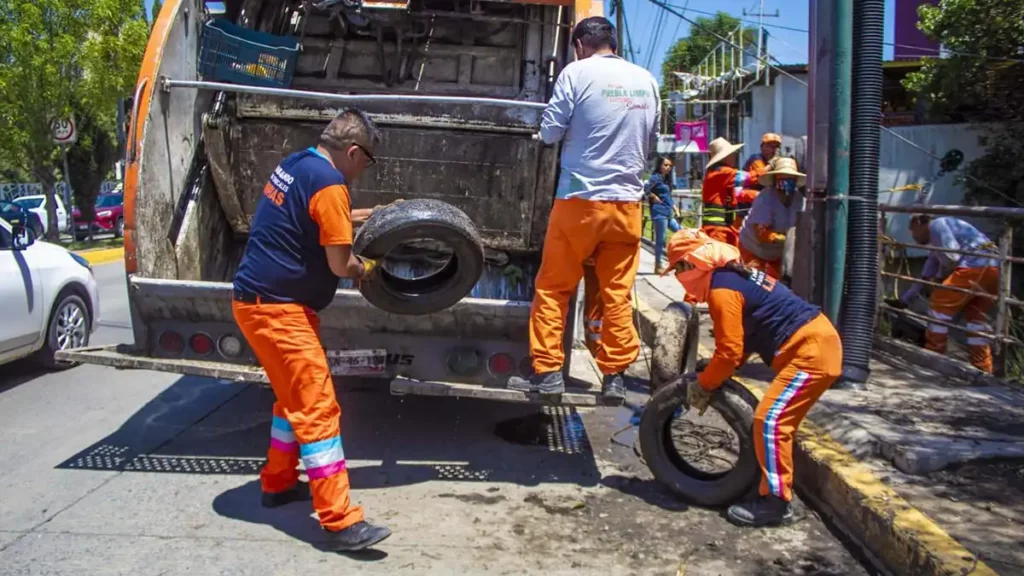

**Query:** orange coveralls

left=231, top=148, right=364, bottom=532
left=700, top=270, right=841, bottom=501
left=701, top=166, right=751, bottom=246
left=531, top=198, right=642, bottom=375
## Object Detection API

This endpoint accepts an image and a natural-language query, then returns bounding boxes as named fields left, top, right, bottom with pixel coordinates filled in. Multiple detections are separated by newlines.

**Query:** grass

left=65, top=236, right=124, bottom=252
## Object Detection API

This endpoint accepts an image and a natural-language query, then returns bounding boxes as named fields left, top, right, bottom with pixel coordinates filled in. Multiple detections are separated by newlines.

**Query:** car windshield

left=13, top=197, right=43, bottom=209
left=0, top=201, right=19, bottom=214
left=95, top=195, right=122, bottom=208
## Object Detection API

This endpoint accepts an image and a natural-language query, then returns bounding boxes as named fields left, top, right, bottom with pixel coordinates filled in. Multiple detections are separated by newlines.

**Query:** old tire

left=353, top=199, right=484, bottom=316
left=650, top=302, right=700, bottom=391
left=639, top=377, right=761, bottom=507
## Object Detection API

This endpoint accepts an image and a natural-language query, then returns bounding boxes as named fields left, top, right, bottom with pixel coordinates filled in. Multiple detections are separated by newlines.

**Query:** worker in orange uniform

left=232, top=109, right=391, bottom=552
left=506, top=16, right=659, bottom=402
left=900, top=215, right=1001, bottom=373
left=734, top=133, right=782, bottom=235
left=663, top=229, right=842, bottom=526
left=701, top=137, right=751, bottom=246
left=738, top=157, right=806, bottom=279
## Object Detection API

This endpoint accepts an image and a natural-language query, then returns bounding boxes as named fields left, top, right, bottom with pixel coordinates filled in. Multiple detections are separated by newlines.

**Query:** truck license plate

left=325, top=349, right=387, bottom=376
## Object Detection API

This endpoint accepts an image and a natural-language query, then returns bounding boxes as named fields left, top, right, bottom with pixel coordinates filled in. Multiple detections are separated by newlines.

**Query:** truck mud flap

left=55, top=345, right=269, bottom=383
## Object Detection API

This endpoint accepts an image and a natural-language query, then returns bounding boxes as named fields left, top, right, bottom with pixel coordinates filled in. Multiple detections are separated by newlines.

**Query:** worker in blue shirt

left=647, top=156, right=681, bottom=274
left=232, top=109, right=391, bottom=552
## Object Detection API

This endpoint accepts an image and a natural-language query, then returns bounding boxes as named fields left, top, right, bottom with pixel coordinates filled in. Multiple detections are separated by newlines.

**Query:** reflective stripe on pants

left=926, top=266, right=999, bottom=373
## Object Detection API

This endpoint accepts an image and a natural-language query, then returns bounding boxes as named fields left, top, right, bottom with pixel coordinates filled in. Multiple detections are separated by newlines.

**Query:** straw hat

left=705, top=137, right=744, bottom=169
left=758, top=157, right=806, bottom=188
left=761, top=132, right=782, bottom=145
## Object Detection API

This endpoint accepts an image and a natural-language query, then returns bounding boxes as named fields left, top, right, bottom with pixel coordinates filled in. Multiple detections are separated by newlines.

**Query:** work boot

left=323, top=521, right=392, bottom=552
left=261, top=482, right=312, bottom=508
left=602, top=372, right=627, bottom=402
left=507, top=371, right=564, bottom=395
left=726, top=496, right=794, bottom=527
left=654, top=263, right=666, bottom=275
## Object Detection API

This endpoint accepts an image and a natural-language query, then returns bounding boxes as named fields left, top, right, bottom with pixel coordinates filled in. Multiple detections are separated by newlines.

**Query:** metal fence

left=878, top=204, right=1022, bottom=376
left=0, top=181, right=121, bottom=202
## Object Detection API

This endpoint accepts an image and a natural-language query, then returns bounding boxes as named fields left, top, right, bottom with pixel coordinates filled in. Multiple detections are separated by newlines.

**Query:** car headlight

left=69, top=252, right=92, bottom=273
left=97, top=210, right=113, bottom=217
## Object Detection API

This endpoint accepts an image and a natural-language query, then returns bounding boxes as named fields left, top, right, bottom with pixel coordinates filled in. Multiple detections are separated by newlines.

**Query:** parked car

left=0, top=219, right=99, bottom=369
left=73, top=193, right=125, bottom=240
left=12, top=194, right=71, bottom=236
left=0, top=199, right=45, bottom=239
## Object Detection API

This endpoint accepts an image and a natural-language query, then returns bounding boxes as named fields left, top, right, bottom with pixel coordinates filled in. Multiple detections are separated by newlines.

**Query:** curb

left=74, top=247, right=124, bottom=265
left=632, top=299, right=998, bottom=576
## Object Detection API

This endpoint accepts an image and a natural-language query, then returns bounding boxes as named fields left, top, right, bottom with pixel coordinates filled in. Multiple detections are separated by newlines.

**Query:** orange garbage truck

left=57, top=0, right=614, bottom=406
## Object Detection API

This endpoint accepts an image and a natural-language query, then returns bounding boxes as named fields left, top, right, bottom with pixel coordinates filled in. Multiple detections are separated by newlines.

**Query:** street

left=0, top=262, right=870, bottom=575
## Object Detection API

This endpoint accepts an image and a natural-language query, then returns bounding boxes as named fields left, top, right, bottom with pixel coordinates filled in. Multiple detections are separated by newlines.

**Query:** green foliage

left=0, top=0, right=148, bottom=238
left=150, top=0, right=162, bottom=24
left=660, top=12, right=744, bottom=89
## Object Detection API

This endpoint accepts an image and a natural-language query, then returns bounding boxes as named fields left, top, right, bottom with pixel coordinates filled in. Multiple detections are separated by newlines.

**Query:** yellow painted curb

left=75, top=247, right=124, bottom=265
left=633, top=301, right=998, bottom=576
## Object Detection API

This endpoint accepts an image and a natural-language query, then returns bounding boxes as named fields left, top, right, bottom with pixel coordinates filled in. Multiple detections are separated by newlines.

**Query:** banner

left=675, top=121, right=708, bottom=153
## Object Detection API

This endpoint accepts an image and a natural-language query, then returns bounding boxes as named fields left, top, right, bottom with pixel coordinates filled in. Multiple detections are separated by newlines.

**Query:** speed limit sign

left=50, top=117, right=77, bottom=145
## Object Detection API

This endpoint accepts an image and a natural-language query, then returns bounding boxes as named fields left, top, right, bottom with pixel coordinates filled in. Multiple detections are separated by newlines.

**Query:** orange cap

left=661, top=228, right=740, bottom=276
left=761, top=132, right=782, bottom=145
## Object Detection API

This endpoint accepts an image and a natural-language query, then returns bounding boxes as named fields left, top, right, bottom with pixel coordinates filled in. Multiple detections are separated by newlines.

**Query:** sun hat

left=761, top=132, right=782, bottom=145
left=757, top=157, right=806, bottom=188
left=705, top=137, right=745, bottom=170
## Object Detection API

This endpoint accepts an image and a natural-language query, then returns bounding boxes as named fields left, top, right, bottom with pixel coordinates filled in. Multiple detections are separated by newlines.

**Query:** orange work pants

left=753, top=314, right=842, bottom=502
left=233, top=300, right=364, bottom=532
left=531, top=198, right=642, bottom=375
left=926, top=266, right=1000, bottom=373
left=582, top=262, right=604, bottom=359
left=739, top=245, right=782, bottom=279
left=702, top=224, right=738, bottom=247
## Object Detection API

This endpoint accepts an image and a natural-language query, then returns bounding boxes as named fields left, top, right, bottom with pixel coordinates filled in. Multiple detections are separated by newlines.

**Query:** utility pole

left=615, top=0, right=624, bottom=58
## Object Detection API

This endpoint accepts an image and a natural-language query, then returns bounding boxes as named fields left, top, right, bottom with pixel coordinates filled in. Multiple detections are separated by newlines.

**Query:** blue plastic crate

left=198, top=19, right=299, bottom=88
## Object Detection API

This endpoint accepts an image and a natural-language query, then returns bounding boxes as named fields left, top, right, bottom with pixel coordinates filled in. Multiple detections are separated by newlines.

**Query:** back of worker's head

left=320, top=108, right=381, bottom=182
left=571, top=16, right=617, bottom=60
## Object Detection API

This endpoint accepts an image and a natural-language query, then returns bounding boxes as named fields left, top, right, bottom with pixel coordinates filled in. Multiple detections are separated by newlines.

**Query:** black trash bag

left=353, top=199, right=485, bottom=315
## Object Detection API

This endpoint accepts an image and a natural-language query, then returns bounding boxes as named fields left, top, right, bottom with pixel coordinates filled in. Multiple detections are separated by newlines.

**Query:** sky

left=622, top=0, right=899, bottom=79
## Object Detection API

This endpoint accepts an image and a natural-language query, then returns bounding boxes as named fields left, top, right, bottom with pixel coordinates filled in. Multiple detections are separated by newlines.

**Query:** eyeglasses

left=352, top=142, right=377, bottom=166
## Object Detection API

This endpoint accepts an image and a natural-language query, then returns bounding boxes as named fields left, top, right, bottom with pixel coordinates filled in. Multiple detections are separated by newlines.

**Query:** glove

left=373, top=198, right=405, bottom=212
left=685, top=377, right=714, bottom=416
left=358, top=256, right=379, bottom=280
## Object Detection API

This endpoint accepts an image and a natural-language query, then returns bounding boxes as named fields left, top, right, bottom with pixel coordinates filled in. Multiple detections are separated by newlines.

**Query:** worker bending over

left=701, top=137, right=751, bottom=246
left=507, top=16, right=659, bottom=401
left=900, top=214, right=1000, bottom=373
left=738, top=157, right=806, bottom=279
left=734, top=132, right=781, bottom=236
left=232, top=109, right=391, bottom=551
left=664, top=229, right=842, bottom=527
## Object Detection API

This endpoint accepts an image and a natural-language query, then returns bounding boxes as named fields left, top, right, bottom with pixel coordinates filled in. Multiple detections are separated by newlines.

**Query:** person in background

left=506, top=16, right=659, bottom=402
left=738, top=157, right=806, bottom=279
left=662, top=228, right=842, bottom=527
left=899, top=214, right=1000, bottom=373
left=647, top=156, right=681, bottom=274
left=231, top=109, right=391, bottom=552
left=701, top=137, right=751, bottom=246
left=734, top=133, right=782, bottom=236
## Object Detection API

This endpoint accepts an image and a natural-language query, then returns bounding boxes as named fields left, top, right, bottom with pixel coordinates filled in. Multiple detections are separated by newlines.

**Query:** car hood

left=25, top=239, right=74, bottom=260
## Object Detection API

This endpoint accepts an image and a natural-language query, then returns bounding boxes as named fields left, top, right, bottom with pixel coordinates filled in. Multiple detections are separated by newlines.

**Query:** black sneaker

left=601, top=372, right=627, bottom=402
left=507, top=371, right=565, bottom=394
left=323, top=521, right=392, bottom=552
left=261, top=482, right=312, bottom=508
left=726, top=496, right=794, bottom=527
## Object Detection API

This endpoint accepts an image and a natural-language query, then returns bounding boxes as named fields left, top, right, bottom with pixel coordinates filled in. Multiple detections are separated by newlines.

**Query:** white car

left=0, top=219, right=100, bottom=369
left=12, top=194, right=71, bottom=236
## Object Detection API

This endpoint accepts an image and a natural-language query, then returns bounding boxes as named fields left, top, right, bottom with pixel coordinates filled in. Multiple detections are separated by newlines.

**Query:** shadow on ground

left=0, top=358, right=50, bottom=395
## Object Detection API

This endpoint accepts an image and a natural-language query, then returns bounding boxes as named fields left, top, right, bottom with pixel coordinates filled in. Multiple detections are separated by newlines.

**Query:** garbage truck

left=57, top=0, right=616, bottom=405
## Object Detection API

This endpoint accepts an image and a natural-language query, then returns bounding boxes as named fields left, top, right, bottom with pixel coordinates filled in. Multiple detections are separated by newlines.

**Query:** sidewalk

left=631, top=245, right=1018, bottom=575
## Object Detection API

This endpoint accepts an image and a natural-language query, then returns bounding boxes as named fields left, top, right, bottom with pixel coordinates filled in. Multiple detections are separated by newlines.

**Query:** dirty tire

left=353, top=199, right=484, bottom=315
left=650, top=302, right=700, bottom=391
left=639, top=378, right=761, bottom=507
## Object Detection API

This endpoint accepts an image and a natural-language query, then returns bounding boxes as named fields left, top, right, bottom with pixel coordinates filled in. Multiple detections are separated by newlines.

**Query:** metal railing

left=878, top=203, right=1022, bottom=376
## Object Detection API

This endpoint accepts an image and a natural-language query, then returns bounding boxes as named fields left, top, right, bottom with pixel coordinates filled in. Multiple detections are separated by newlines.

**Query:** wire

left=644, top=3, right=669, bottom=70
left=622, top=0, right=637, bottom=62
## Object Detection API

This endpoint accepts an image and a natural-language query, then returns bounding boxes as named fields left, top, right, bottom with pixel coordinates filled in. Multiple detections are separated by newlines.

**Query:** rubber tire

left=114, top=217, right=124, bottom=238
left=639, top=377, right=761, bottom=507
left=35, top=292, right=90, bottom=371
left=650, top=302, right=701, bottom=391
left=353, top=199, right=484, bottom=316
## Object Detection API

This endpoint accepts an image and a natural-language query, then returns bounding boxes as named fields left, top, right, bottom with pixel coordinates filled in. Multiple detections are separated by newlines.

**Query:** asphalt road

left=0, top=262, right=871, bottom=575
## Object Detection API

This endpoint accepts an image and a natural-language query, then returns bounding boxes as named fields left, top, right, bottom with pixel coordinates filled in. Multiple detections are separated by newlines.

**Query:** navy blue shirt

left=646, top=173, right=674, bottom=219
left=234, top=148, right=353, bottom=311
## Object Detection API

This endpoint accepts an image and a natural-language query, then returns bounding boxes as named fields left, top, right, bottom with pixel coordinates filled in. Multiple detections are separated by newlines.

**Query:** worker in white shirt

left=507, top=16, right=660, bottom=401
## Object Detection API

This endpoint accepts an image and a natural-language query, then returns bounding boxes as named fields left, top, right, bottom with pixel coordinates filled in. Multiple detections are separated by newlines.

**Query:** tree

left=150, top=0, right=162, bottom=24
left=0, top=0, right=148, bottom=241
left=660, top=12, right=744, bottom=89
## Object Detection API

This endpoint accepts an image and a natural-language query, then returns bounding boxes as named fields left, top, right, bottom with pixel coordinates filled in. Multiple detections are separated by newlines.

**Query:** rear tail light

left=189, top=333, right=214, bottom=356
left=487, top=353, right=514, bottom=376
left=446, top=348, right=481, bottom=376
left=158, top=331, right=184, bottom=354
left=218, top=334, right=243, bottom=358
